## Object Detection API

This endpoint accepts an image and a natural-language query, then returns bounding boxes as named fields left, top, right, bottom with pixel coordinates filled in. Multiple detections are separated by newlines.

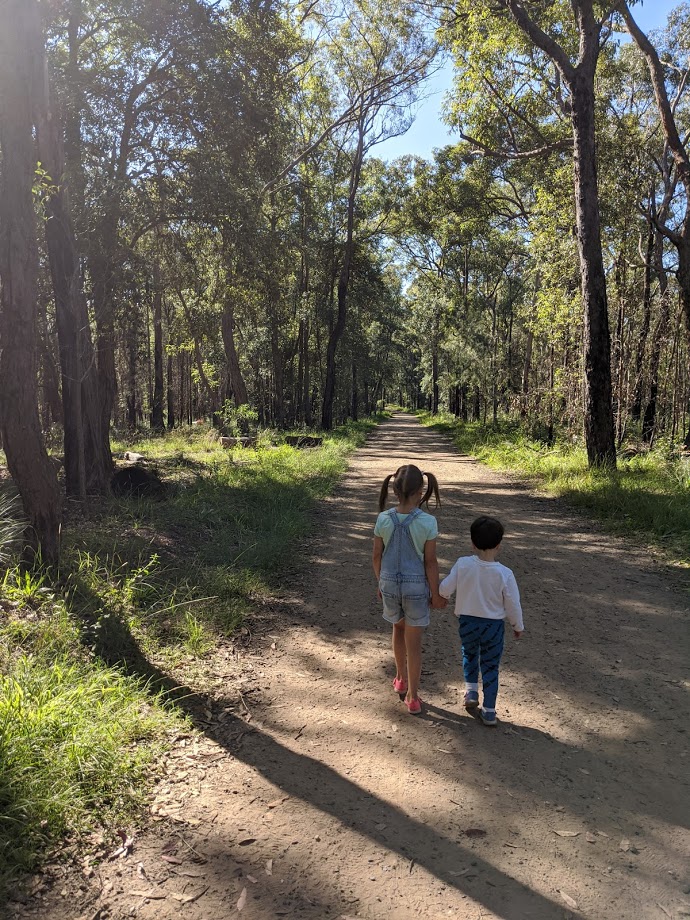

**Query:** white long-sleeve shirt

left=439, top=555, right=524, bottom=632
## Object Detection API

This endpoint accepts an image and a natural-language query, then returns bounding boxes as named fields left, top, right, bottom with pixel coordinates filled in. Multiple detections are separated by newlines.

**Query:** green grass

left=73, top=416, right=383, bottom=667
left=419, top=413, right=690, bottom=565
left=0, top=415, right=382, bottom=899
left=0, top=598, right=175, bottom=899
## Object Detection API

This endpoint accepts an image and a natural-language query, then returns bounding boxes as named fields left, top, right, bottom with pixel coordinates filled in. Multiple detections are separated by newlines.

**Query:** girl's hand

left=513, top=629, right=523, bottom=639
left=431, top=593, right=447, bottom=609
left=377, top=587, right=382, bottom=600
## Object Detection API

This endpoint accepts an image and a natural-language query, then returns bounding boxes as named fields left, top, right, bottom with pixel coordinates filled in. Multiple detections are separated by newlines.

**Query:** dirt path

left=15, top=414, right=690, bottom=920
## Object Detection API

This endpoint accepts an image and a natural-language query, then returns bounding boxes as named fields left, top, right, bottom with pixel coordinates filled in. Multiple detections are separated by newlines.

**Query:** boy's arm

left=424, top=540, right=446, bottom=608
left=438, top=562, right=457, bottom=599
left=504, top=572, right=524, bottom=634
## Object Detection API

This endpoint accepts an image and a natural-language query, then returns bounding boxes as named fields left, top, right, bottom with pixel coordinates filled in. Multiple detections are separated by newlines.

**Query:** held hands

left=513, top=629, right=524, bottom=639
left=374, top=584, right=447, bottom=608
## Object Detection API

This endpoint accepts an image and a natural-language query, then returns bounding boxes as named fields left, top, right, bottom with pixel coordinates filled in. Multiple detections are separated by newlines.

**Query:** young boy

left=439, top=516, right=524, bottom=726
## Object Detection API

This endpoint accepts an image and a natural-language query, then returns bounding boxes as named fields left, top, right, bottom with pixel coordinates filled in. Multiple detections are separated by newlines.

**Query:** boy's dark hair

left=470, top=516, right=504, bottom=550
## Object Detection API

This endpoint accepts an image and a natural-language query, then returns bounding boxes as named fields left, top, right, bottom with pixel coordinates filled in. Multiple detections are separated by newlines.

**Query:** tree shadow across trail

left=267, top=412, right=690, bottom=914
left=36, top=570, right=582, bottom=918
left=202, top=710, right=584, bottom=920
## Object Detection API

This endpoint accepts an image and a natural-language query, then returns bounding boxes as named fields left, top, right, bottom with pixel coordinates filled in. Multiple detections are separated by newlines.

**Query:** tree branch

left=617, top=1, right=690, bottom=194
left=496, top=0, right=575, bottom=83
left=458, top=130, right=570, bottom=160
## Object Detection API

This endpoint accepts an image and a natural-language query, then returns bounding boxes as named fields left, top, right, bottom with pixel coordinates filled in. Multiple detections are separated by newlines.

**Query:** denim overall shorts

left=379, top=508, right=430, bottom=628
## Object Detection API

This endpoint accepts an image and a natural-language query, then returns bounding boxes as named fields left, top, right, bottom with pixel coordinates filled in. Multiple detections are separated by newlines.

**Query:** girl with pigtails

left=372, top=464, right=446, bottom=714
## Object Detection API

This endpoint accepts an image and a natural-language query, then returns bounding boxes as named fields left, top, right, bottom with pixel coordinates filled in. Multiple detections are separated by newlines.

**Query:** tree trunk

left=351, top=361, right=358, bottom=421
left=501, top=1, right=616, bottom=464
left=65, top=0, right=87, bottom=221
left=90, top=228, right=118, bottom=461
left=432, top=349, right=439, bottom=415
left=36, top=57, right=110, bottom=496
left=677, top=238, right=690, bottom=446
left=221, top=296, right=248, bottom=406
left=269, top=304, right=285, bottom=427
left=303, top=320, right=312, bottom=426
left=151, top=269, right=164, bottom=431
left=322, top=121, right=365, bottom=430
left=37, top=299, right=63, bottom=427
left=473, top=386, right=481, bottom=421
left=296, top=319, right=305, bottom=424
left=570, top=69, right=616, bottom=466
left=126, top=308, right=138, bottom=429
left=521, top=329, right=534, bottom=419
left=613, top=260, right=626, bottom=446
left=167, top=352, right=175, bottom=429
left=178, top=350, right=186, bottom=427
left=631, top=224, right=655, bottom=421
left=0, top=0, right=61, bottom=562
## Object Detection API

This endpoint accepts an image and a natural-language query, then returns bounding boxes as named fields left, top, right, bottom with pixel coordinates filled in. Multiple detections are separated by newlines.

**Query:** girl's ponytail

left=421, top=471, right=441, bottom=509
left=378, top=474, right=394, bottom=511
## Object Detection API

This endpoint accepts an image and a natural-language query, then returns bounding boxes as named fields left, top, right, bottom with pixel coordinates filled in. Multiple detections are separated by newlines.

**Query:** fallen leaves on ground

left=560, top=890, right=578, bottom=909
left=109, top=831, right=134, bottom=860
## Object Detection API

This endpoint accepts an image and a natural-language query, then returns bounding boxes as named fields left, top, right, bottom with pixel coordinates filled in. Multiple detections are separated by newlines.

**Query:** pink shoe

left=393, top=677, right=408, bottom=694
left=405, top=697, right=422, bottom=714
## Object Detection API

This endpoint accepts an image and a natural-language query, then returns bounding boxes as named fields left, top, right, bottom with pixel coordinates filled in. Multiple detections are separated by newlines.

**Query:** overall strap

left=388, top=507, right=421, bottom=527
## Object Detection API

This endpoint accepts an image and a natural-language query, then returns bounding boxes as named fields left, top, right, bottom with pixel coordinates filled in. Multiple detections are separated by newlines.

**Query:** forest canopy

left=1, top=0, right=689, bottom=559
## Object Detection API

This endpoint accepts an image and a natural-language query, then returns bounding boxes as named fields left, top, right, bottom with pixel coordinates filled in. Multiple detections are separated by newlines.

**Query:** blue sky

left=377, top=0, right=683, bottom=161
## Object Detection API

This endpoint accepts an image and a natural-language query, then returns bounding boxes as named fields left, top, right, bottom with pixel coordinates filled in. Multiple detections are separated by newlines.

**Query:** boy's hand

left=431, top=593, right=447, bottom=609
left=377, top=587, right=382, bottom=600
left=513, top=629, right=523, bottom=639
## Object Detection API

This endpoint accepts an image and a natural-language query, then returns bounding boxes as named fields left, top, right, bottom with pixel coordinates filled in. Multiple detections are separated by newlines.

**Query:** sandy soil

left=11, top=413, right=690, bottom=920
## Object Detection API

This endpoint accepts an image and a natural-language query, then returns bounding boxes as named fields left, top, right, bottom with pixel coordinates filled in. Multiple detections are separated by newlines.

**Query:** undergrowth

left=0, top=415, right=382, bottom=901
left=420, top=413, right=690, bottom=565
left=0, top=591, right=174, bottom=900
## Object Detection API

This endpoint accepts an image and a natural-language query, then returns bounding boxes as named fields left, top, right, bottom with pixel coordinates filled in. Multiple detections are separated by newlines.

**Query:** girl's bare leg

left=392, top=621, right=407, bottom=681
left=405, top=625, right=423, bottom=701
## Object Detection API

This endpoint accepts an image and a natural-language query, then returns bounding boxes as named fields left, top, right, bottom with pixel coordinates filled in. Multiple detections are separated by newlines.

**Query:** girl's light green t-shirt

left=374, top=509, right=439, bottom=561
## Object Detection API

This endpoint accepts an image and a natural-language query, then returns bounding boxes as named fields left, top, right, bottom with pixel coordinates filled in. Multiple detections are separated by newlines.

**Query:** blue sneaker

left=464, top=690, right=479, bottom=711
left=480, top=708, right=497, bottom=727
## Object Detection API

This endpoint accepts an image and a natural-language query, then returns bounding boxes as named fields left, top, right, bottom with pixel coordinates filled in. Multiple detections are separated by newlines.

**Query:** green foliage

left=31, top=162, right=59, bottom=218
left=1, top=569, right=52, bottom=608
left=421, top=413, right=690, bottom=564
left=0, top=599, right=174, bottom=900
left=219, top=401, right=259, bottom=437
left=0, top=492, right=24, bottom=569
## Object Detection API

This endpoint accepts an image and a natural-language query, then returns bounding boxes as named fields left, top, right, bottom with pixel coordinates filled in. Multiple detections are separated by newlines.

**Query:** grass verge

left=0, top=593, right=175, bottom=900
left=419, top=413, right=690, bottom=565
left=0, top=415, right=382, bottom=901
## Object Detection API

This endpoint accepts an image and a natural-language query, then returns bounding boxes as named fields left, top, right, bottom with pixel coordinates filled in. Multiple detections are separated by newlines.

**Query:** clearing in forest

left=16, top=413, right=690, bottom=920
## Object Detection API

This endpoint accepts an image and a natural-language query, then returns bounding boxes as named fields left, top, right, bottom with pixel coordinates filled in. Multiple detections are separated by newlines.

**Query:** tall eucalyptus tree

left=442, top=0, right=626, bottom=465
left=0, top=0, right=61, bottom=561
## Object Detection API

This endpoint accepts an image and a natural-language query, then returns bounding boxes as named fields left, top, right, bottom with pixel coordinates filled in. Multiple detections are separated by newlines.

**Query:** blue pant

left=458, top=616, right=505, bottom=711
